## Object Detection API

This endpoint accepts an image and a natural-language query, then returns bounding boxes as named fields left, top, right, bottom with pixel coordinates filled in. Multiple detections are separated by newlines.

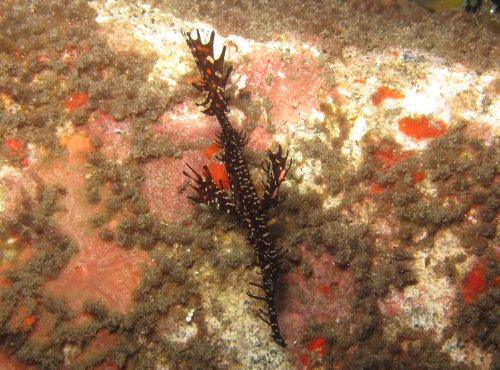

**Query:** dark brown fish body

left=182, top=30, right=291, bottom=347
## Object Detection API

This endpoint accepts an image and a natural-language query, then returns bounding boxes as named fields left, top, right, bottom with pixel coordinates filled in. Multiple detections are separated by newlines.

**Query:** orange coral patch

left=22, top=315, right=37, bottom=330
left=371, top=85, right=404, bottom=106
left=374, top=148, right=395, bottom=166
left=65, top=91, right=89, bottom=112
left=307, top=336, right=326, bottom=356
left=204, top=143, right=220, bottom=158
left=413, top=171, right=425, bottom=183
left=462, top=261, right=487, bottom=303
left=5, top=138, right=25, bottom=157
left=398, top=115, right=447, bottom=139
left=316, top=285, right=330, bottom=296
left=67, top=134, right=93, bottom=159
left=208, top=162, right=229, bottom=189
left=371, top=182, right=385, bottom=193
left=374, top=148, right=414, bottom=168
left=10, top=304, right=37, bottom=331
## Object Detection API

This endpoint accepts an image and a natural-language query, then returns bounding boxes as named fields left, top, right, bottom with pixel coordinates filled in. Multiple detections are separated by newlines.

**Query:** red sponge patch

left=462, top=261, right=488, bottom=304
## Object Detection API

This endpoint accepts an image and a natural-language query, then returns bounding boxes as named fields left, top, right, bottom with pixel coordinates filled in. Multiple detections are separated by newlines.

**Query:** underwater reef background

left=0, top=0, right=498, bottom=369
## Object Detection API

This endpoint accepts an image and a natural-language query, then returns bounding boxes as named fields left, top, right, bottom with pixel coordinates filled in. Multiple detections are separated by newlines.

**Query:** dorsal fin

left=182, top=30, right=233, bottom=116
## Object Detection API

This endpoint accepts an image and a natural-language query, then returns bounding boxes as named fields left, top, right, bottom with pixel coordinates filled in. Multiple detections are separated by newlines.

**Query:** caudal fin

left=182, top=30, right=233, bottom=116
